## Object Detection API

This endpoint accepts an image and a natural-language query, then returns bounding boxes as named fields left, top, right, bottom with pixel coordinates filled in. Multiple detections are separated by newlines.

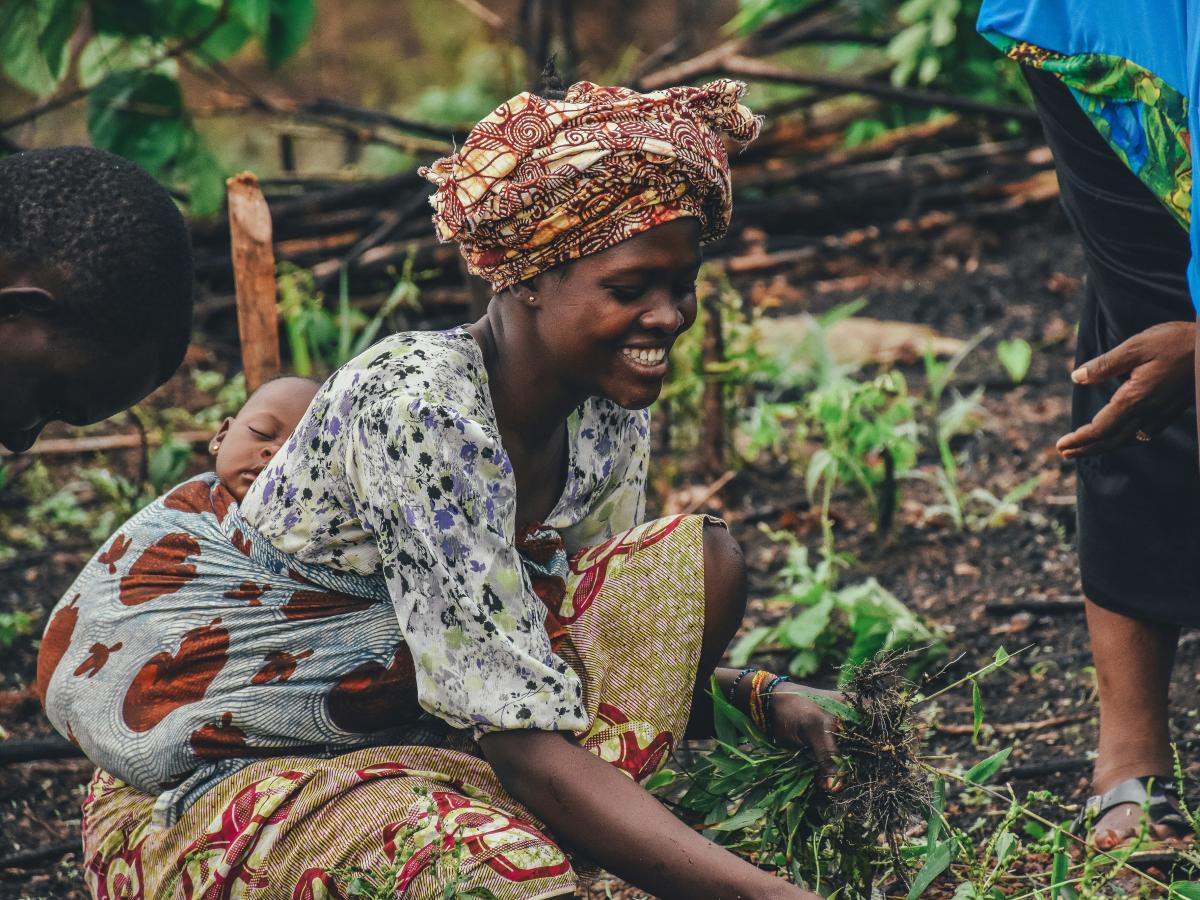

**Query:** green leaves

left=0, top=0, right=85, bottom=96
left=965, top=746, right=1012, bottom=785
left=996, top=339, right=1033, bottom=384
left=88, top=70, right=186, bottom=170
left=265, top=0, right=315, bottom=68
left=907, top=839, right=955, bottom=899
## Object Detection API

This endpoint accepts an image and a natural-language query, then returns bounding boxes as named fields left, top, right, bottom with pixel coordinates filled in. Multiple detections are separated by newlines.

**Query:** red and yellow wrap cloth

left=420, top=79, right=762, bottom=291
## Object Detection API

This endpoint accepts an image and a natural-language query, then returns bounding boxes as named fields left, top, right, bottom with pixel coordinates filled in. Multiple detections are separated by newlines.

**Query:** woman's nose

left=260, top=443, right=279, bottom=460
left=641, top=295, right=685, bottom=334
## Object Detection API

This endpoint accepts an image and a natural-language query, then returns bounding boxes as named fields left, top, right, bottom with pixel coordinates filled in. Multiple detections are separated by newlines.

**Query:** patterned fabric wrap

left=983, top=31, right=1192, bottom=228
left=419, top=79, right=762, bottom=291
left=38, top=475, right=587, bottom=828
left=78, top=514, right=710, bottom=900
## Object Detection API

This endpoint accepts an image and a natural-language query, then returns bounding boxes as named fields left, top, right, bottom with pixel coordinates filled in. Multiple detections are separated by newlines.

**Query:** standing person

left=978, top=3, right=1198, bottom=851
left=0, top=146, right=195, bottom=452
left=50, top=79, right=837, bottom=899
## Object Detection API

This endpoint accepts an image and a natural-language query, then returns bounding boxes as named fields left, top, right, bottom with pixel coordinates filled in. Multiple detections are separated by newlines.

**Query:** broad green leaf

left=88, top=70, right=186, bottom=171
left=994, top=831, right=1016, bottom=864
left=965, top=746, right=1012, bottom=785
left=0, top=0, right=83, bottom=96
left=997, top=338, right=1033, bottom=384
left=264, top=0, right=315, bottom=67
left=78, top=34, right=167, bottom=89
left=728, top=624, right=772, bottom=667
left=971, top=678, right=983, bottom=744
left=643, top=768, right=676, bottom=792
left=800, top=691, right=859, bottom=723
left=1170, top=883, right=1200, bottom=900
left=907, top=839, right=955, bottom=899
left=170, top=132, right=225, bottom=217
left=708, top=805, right=766, bottom=832
left=782, top=595, right=833, bottom=649
left=1051, top=825, right=1077, bottom=900
left=38, top=0, right=83, bottom=87
left=927, top=776, right=945, bottom=847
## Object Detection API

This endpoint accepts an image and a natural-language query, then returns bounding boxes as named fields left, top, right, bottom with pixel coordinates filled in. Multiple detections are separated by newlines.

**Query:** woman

left=64, top=80, right=835, bottom=899
left=978, top=2, right=1198, bottom=852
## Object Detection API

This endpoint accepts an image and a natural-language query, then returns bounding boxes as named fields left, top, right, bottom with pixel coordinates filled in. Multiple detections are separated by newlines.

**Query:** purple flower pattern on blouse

left=240, top=328, right=649, bottom=734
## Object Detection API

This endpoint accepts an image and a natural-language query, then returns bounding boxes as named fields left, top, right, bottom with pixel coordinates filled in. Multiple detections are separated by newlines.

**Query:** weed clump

left=666, top=652, right=927, bottom=897
left=832, top=653, right=929, bottom=845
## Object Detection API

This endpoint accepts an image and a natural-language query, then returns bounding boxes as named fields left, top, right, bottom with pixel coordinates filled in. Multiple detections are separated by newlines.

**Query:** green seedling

left=997, top=338, right=1033, bottom=385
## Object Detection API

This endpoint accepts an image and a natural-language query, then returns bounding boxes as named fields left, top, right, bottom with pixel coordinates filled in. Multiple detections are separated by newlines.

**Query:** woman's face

left=530, top=218, right=701, bottom=410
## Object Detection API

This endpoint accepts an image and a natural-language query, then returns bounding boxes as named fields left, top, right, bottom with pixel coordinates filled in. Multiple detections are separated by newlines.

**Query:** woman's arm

left=480, top=729, right=819, bottom=900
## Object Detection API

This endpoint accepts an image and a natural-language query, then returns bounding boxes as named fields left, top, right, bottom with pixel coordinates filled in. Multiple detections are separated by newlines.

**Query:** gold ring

left=1135, top=429, right=1152, bottom=443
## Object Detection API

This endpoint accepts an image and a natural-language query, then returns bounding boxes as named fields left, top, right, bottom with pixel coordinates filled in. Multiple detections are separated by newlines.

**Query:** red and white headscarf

left=420, top=79, right=761, bottom=292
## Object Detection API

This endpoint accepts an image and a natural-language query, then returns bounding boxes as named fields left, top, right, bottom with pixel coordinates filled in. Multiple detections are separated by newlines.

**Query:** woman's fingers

left=1071, top=340, right=1144, bottom=385
left=1057, top=381, right=1145, bottom=455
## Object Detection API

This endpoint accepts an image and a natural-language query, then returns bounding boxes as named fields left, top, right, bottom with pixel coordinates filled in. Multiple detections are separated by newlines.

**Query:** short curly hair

left=0, top=146, right=195, bottom=384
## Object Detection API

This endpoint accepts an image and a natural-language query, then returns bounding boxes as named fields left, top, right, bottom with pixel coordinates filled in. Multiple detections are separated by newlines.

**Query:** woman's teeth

left=622, top=347, right=667, bottom=366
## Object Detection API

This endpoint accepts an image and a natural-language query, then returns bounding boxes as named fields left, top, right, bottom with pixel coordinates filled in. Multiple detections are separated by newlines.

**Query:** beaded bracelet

left=727, top=666, right=756, bottom=703
left=748, top=670, right=774, bottom=732
left=761, top=674, right=793, bottom=742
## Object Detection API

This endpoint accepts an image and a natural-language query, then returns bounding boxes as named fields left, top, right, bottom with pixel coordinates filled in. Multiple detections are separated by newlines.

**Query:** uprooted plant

left=659, top=651, right=937, bottom=897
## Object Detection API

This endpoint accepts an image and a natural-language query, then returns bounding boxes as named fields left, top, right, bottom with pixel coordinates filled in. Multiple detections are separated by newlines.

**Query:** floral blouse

left=240, top=328, right=650, bottom=735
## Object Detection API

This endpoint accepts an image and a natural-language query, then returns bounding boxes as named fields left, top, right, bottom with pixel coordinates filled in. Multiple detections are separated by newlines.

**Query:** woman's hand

left=768, top=683, right=841, bottom=786
left=1057, top=321, right=1194, bottom=458
left=481, top=729, right=821, bottom=900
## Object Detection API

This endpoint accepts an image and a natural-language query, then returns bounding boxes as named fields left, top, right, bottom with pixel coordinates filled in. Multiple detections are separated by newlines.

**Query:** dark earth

left=3, top=198, right=1193, bottom=898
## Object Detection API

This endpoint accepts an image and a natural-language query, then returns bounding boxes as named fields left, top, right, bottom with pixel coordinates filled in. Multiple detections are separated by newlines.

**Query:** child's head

left=0, top=147, right=195, bottom=453
left=210, top=377, right=319, bottom=502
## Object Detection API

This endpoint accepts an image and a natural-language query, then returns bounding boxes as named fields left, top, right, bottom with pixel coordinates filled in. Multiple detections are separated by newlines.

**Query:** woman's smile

left=619, top=343, right=670, bottom=375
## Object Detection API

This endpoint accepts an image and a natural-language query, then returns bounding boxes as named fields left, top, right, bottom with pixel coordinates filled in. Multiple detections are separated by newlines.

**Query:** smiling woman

left=46, top=79, right=836, bottom=900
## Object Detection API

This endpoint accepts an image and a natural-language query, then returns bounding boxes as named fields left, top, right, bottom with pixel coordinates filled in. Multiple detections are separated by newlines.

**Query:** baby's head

left=210, top=377, right=319, bottom=502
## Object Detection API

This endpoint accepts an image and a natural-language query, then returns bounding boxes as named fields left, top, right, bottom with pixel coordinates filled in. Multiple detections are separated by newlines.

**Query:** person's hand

left=1056, top=321, right=1194, bottom=459
left=767, top=683, right=840, bottom=787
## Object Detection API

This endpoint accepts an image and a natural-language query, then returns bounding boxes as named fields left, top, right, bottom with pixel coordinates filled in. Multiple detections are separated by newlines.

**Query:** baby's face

left=211, top=377, right=318, bottom=503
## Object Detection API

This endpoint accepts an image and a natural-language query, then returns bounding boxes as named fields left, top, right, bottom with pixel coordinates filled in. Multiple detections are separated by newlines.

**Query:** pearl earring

left=527, top=295, right=537, bottom=305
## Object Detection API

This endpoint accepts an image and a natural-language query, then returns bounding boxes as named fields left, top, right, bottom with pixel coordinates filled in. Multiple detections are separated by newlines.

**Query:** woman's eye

left=606, top=285, right=645, bottom=302
left=248, top=427, right=272, bottom=440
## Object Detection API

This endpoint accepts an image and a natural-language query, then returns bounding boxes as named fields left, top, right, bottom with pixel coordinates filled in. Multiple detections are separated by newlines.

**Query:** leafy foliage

left=0, top=0, right=316, bottom=214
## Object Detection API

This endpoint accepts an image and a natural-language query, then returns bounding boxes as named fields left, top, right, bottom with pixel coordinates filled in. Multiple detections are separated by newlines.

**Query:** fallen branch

left=721, top=55, right=1039, bottom=122
left=682, top=470, right=738, bottom=515
left=0, top=839, right=79, bottom=871
left=0, top=430, right=211, bottom=458
left=933, top=711, right=1091, bottom=736
left=984, top=599, right=1084, bottom=616
left=0, top=736, right=86, bottom=765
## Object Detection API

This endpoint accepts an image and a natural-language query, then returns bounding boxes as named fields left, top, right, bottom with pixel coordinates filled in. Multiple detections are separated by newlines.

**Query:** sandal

left=1071, top=775, right=1193, bottom=863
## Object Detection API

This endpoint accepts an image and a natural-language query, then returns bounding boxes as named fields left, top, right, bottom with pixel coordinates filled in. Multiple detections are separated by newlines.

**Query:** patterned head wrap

left=420, top=78, right=761, bottom=292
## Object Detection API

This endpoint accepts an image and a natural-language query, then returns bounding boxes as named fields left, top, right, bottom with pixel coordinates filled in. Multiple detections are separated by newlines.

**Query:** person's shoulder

left=328, top=328, right=487, bottom=413
left=325, top=329, right=491, bottom=442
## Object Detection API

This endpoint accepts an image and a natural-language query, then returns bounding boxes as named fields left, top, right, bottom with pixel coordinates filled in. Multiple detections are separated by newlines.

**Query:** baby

left=208, top=376, right=319, bottom=502
left=35, top=373, right=414, bottom=825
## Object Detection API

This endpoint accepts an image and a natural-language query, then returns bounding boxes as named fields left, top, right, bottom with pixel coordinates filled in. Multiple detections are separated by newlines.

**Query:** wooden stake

left=227, top=172, right=281, bottom=393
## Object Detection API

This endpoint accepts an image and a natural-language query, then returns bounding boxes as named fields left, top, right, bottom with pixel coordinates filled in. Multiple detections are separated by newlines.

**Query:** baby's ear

left=210, top=418, right=233, bottom=456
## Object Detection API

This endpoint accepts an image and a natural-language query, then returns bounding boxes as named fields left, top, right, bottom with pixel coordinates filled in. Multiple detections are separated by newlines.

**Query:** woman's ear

left=210, top=418, right=232, bottom=456
left=0, top=285, right=56, bottom=320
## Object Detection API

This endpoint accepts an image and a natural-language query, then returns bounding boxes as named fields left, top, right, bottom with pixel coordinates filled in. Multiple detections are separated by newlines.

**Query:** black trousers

left=1025, top=65, right=1200, bottom=626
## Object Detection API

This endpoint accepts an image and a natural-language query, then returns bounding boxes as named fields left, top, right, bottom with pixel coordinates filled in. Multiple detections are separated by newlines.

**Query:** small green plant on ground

left=663, top=647, right=1200, bottom=898
left=0, top=610, right=36, bottom=649
left=997, top=337, right=1033, bottom=385
left=278, top=258, right=430, bottom=377
left=729, top=525, right=944, bottom=682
